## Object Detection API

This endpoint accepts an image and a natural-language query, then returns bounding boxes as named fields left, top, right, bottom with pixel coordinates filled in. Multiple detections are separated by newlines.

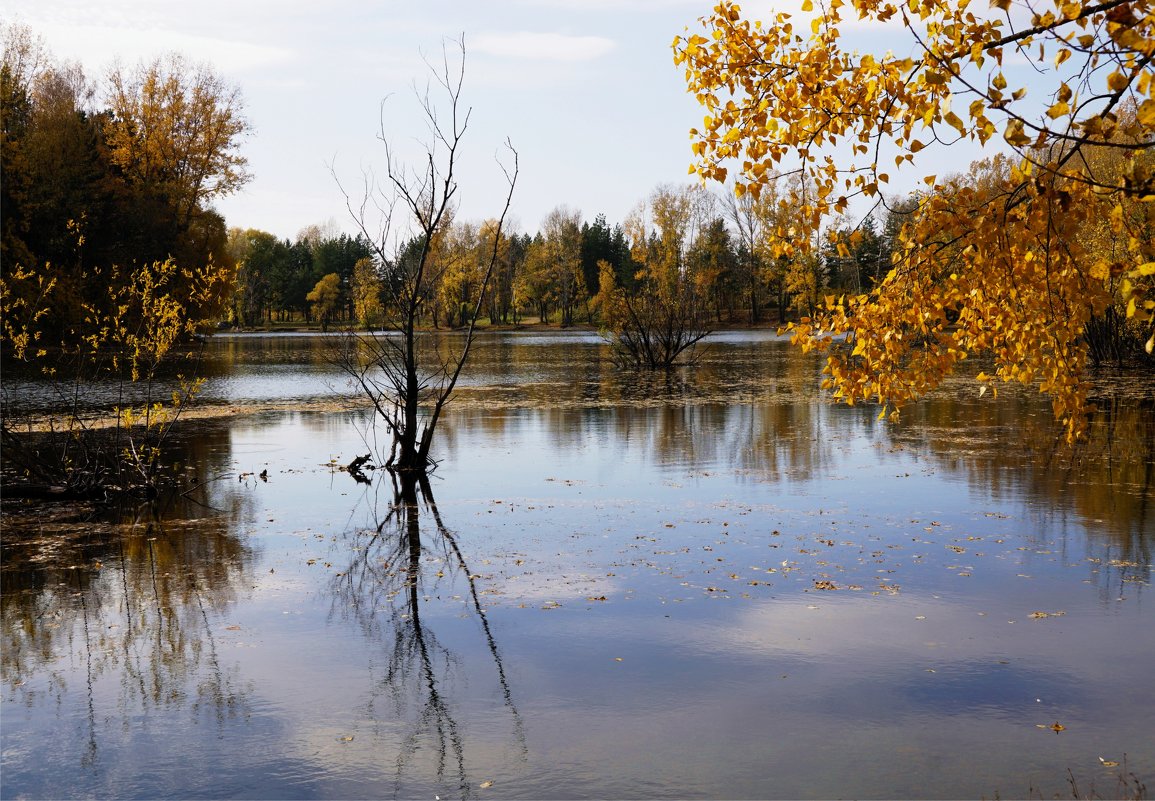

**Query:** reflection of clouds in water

left=667, top=592, right=1144, bottom=715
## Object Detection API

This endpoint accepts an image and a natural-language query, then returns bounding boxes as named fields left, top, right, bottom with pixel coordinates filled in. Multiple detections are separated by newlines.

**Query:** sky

left=4, top=0, right=754, bottom=241
left=4, top=0, right=1027, bottom=244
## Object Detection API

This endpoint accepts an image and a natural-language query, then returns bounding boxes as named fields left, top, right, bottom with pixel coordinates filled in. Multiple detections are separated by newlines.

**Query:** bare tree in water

left=334, top=38, right=517, bottom=475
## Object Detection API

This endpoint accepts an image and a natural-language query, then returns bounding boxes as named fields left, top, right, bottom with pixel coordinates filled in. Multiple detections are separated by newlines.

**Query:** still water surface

left=2, top=330, right=1152, bottom=799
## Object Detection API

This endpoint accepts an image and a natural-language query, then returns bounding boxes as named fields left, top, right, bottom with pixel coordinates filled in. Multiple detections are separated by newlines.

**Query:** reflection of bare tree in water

left=330, top=474, right=526, bottom=799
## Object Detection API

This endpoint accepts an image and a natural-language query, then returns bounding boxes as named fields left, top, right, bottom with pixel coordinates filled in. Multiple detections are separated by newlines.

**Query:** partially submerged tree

left=335, top=39, right=517, bottom=474
left=598, top=184, right=714, bottom=368
left=675, top=0, right=1155, bottom=441
left=1, top=257, right=231, bottom=498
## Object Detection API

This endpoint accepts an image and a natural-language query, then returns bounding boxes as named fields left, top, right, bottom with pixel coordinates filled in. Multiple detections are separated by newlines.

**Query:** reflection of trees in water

left=329, top=475, right=526, bottom=799
left=1, top=508, right=256, bottom=764
left=440, top=336, right=1152, bottom=586
left=439, top=336, right=843, bottom=481
left=893, top=382, right=1153, bottom=592
left=445, top=335, right=793, bottom=412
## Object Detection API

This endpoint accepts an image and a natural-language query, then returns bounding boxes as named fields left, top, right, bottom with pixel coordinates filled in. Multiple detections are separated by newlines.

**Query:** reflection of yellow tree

left=329, top=475, right=526, bottom=798
left=893, top=382, right=1155, bottom=566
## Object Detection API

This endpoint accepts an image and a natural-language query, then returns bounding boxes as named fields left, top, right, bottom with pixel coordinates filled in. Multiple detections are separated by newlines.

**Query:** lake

left=2, top=329, right=1152, bottom=799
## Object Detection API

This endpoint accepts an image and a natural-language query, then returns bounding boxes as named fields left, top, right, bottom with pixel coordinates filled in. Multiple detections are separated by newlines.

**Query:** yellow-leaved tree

left=674, top=0, right=1155, bottom=441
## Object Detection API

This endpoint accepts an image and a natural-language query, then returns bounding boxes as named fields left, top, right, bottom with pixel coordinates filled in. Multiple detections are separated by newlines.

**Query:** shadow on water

left=328, top=473, right=527, bottom=800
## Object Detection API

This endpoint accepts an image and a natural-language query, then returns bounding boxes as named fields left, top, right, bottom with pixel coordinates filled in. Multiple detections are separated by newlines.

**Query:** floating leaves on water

left=1100, top=757, right=1120, bottom=768
left=1035, top=722, right=1066, bottom=733
left=1028, top=610, right=1066, bottom=619
left=336, top=735, right=354, bottom=742
left=541, top=601, right=562, bottom=610
left=586, top=595, right=608, bottom=602
left=225, top=625, right=241, bottom=631
left=479, top=780, right=494, bottom=789
left=813, top=580, right=838, bottom=590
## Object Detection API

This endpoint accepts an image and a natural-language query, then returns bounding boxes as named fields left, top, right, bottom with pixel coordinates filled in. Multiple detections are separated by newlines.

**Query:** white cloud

left=8, top=18, right=293, bottom=76
left=471, top=31, right=615, bottom=62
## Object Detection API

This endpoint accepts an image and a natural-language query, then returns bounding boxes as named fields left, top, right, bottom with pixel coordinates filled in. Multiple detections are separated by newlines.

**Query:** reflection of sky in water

left=3, top=332, right=1152, bottom=800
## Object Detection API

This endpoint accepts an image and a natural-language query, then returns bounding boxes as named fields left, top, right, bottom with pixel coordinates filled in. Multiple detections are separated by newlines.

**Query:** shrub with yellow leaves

left=1, top=258, right=232, bottom=495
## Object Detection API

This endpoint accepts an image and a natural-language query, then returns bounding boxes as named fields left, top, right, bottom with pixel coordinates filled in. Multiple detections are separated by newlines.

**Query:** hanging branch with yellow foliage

left=674, top=0, right=1155, bottom=441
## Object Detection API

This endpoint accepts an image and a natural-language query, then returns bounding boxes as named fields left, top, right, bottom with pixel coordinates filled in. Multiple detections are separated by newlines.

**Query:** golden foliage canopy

left=674, top=0, right=1155, bottom=440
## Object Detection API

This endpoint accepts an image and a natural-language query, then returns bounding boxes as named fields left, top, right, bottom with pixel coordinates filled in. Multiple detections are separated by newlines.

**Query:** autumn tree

left=675, top=0, right=1155, bottom=441
left=539, top=206, right=586, bottom=327
left=686, top=216, right=737, bottom=322
left=600, top=185, right=714, bottom=367
left=1, top=24, right=247, bottom=340
left=103, top=53, right=250, bottom=241
left=478, top=218, right=519, bottom=325
left=306, top=272, right=342, bottom=332
left=720, top=190, right=770, bottom=322
left=432, top=218, right=480, bottom=329
left=1073, top=109, right=1155, bottom=363
left=227, top=228, right=292, bottom=326
left=351, top=257, right=384, bottom=329
left=309, top=232, right=375, bottom=321
left=2, top=24, right=245, bottom=498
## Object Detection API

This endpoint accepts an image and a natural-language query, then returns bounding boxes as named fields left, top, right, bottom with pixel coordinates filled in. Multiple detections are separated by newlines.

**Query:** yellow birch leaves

left=674, top=0, right=1155, bottom=441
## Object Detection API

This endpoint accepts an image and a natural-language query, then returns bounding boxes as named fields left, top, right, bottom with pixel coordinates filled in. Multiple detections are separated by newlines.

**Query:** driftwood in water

left=346, top=454, right=373, bottom=484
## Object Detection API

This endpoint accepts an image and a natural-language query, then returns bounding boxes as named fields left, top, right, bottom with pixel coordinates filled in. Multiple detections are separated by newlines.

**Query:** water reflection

left=1, top=508, right=257, bottom=771
left=329, top=475, right=526, bottom=799
left=2, top=330, right=1152, bottom=799
left=895, top=384, right=1154, bottom=550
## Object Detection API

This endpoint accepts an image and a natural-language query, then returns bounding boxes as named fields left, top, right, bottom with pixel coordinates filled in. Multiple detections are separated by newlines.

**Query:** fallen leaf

left=479, top=781, right=493, bottom=789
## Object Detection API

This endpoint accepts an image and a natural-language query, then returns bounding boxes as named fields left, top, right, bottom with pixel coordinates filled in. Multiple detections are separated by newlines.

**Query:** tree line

left=226, top=184, right=913, bottom=334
